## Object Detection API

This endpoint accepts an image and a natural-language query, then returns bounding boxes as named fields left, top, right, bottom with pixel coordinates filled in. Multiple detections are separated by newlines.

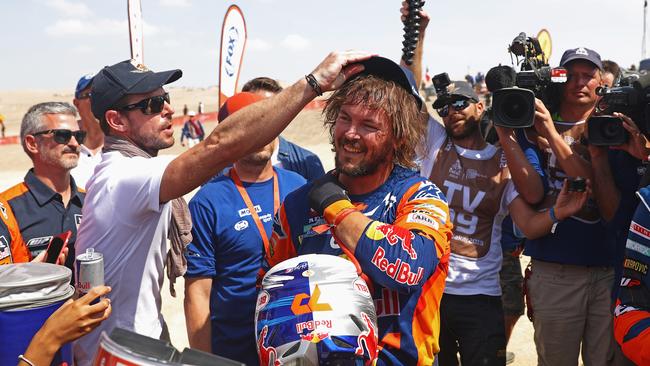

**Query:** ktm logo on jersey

left=291, top=285, right=332, bottom=315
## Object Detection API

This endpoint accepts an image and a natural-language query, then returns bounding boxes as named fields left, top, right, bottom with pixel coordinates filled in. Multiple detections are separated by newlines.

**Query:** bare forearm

left=21, top=327, right=61, bottom=366
left=331, top=212, right=371, bottom=253
left=496, top=128, right=544, bottom=204
left=184, top=298, right=212, bottom=352
left=161, top=79, right=315, bottom=201
left=590, top=153, right=620, bottom=221
left=547, top=132, right=593, bottom=179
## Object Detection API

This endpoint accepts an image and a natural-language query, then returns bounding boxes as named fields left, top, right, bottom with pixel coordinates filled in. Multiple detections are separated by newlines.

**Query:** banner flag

left=218, top=4, right=247, bottom=108
left=128, top=0, right=144, bottom=65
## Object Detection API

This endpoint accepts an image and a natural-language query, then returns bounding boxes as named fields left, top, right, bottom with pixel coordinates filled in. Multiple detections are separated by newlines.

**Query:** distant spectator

left=602, top=60, right=621, bottom=87
left=71, top=73, right=104, bottom=189
left=198, top=101, right=204, bottom=115
left=0, top=113, right=5, bottom=138
left=180, top=111, right=205, bottom=148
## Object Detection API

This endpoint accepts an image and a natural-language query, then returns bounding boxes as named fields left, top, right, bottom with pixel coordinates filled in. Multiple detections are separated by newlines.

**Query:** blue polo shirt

left=0, top=169, right=84, bottom=270
left=184, top=167, right=305, bottom=366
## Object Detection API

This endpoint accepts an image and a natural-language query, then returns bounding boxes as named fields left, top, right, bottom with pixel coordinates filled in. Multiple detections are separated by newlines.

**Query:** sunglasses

left=436, top=99, right=471, bottom=117
left=119, top=93, right=170, bottom=115
left=32, top=129, right=87, bottom=144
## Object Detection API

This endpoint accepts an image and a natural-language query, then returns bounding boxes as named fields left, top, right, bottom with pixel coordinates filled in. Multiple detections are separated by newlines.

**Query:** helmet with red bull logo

left=255, top=254, right=378, bottom=366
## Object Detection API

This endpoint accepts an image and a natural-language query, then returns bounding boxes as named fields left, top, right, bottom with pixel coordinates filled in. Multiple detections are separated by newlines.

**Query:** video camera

left=587, top=72, right=650, bottom=146
left=491, top=32, right=567, bottom=128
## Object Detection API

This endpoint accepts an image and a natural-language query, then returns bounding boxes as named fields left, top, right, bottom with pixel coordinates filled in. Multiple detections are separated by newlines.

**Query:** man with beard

left=73, top=52, right=367, bottom=366
left=0, top=102, right=84, bottom=268
left=184, top=93, right=306, bottom=365
left=264, top=56, right=453, bottom=365
left=418, top=77, right=591, bottom=365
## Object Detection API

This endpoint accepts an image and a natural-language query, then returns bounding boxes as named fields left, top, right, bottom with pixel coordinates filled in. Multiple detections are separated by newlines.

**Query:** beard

left=445, top=114, right=480, bottom=140
left=240, top=143, right=274, bottom=166
left=334, top=138, right=392, bottom=177
left=40, top=146, right=79, bottom=170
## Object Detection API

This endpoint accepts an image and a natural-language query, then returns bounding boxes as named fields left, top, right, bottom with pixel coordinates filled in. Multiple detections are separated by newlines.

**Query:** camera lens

left=602, top=119, right=622, bottom=138
left=503, top=94, right=529, bottom=121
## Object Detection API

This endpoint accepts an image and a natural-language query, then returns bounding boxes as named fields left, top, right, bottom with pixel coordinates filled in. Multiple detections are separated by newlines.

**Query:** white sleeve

left=420, top=116, right=448, bottom=178
left=110, top=155, right=175, bottom=215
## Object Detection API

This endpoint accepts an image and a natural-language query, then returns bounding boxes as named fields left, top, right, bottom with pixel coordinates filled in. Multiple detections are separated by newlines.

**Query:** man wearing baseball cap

left=519, top=46, right=627, bottom=365
left=71, top=73, right=104, bottom=189
left=73, top=52, right=371, bottom=365
left=262, top=55, right=453, bottom=365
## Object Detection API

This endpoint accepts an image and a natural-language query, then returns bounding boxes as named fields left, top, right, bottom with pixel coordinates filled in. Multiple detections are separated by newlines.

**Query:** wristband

left=323, top=199, right=355, bottom=224
left=305, top=74, right=323, bottom=96
left=333, top=208, right=357, bottom=227
left=19, top=355, right=35, bottom=366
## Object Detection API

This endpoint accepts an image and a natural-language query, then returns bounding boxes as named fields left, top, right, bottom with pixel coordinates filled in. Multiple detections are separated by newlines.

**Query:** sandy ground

left=0, top=95, right=539, bottom=365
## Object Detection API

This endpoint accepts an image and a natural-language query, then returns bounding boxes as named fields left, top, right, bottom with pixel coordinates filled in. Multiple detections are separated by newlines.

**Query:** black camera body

left=432, top=72, right=451, bottom=96
left=586, top=72, right=650, bottom=145
left=568, top=177, right=586, bottom=192
left=587, top=116, right=629, bottom=146
left=491, top=32, right=566, bottom=128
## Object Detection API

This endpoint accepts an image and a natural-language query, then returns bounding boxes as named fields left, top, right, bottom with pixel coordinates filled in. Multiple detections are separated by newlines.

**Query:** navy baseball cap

left=75, top=74, right=94, bottom=99
left=432, top=81, right=479, bottom=108
left=559, top=47, right=603, bottom=70
left=90, top=60, right=182, bottom=120
left=349, top=56, right=423, bottom=110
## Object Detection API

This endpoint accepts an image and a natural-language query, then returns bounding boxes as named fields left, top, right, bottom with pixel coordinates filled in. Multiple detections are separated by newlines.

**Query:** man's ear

left=475, top=101, right=485, bottom=116
left=105, top=110, right=129, bottom=133
left=24, top=135, right=39, bottom=156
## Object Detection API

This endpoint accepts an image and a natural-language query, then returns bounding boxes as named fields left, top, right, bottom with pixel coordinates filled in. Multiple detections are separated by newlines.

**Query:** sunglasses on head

left=32, top=129, right=87, bottom=144
left=119, top=92, right=170, bottom=115
left=436, top=99, right=472, bottom=117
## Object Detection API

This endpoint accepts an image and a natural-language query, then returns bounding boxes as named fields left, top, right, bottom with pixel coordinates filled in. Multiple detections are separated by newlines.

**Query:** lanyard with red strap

left=229, top=167, right=279, bottom=256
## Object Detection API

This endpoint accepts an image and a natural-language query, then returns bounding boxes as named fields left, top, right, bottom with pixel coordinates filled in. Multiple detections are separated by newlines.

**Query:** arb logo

left=291, top=285, right=332, bottom=315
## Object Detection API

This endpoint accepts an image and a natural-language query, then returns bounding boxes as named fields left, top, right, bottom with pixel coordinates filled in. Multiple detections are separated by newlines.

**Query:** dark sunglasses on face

left=119, top=93, right=170, bottom=115
left=436, top=99, right=471, bottom=117
left=32, top=129, right=87, bottom=144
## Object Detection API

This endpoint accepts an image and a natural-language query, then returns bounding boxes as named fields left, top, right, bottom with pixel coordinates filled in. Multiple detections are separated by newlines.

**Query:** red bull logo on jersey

left=258, top=325, right=280, bottom=366
left=372, top=223, right=418, bottom=260
left=371, top=246, right=424, bottom=286
left=355, top=312, right=379, bottom=363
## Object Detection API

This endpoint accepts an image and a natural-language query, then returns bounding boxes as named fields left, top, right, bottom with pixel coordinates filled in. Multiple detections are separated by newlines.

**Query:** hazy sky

left=0, top=0, right=646, bottom=91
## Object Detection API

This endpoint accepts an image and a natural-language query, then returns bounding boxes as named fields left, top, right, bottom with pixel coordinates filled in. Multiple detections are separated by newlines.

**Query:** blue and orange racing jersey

left=265, top=166, right=452, bottom=365
left=614, top=186, right=650, bottom=365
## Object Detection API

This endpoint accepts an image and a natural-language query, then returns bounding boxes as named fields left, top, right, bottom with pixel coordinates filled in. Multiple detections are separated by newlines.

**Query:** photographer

left=401, top=3, right=587, bottom=365
left=521, top=48, right=627, bottom=366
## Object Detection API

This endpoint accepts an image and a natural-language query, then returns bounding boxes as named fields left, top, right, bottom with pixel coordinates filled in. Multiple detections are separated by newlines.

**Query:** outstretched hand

left=533, top=98, right=556, bottom=139
left=310, top=51, right=372, bottom=93
left=553, top=178, right=591, bottom=220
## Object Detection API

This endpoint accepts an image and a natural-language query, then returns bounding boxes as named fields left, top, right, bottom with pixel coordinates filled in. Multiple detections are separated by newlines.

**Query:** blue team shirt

left=184, top=167, right=305, bottom=366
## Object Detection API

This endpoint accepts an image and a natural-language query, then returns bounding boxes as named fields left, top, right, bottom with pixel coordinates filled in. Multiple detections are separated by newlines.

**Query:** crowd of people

left=1, top=3, right=650, bottom=366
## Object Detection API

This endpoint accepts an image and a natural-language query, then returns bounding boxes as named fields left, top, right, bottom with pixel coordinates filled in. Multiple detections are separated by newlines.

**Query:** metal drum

left=255, top=254, right=378, bottom=366
left=0, top=262, right=75, bottom=366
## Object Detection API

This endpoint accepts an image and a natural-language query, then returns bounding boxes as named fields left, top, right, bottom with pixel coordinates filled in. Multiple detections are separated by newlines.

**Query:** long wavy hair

left=323, top=75, right=427, bottom=169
